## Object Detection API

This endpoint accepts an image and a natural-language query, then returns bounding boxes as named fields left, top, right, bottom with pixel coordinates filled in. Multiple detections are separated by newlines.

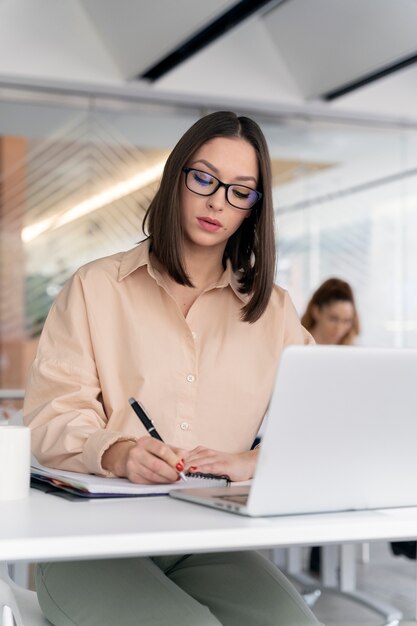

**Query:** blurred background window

left=2, top=0, right=417, bottom=394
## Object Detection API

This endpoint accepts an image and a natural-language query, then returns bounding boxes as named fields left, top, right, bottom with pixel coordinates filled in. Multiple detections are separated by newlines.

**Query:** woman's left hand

left=184, top=446, right=259, bottom=482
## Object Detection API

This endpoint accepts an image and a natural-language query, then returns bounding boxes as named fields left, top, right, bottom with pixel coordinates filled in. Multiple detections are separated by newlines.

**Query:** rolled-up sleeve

left=23, top=273, right=136, bottom=475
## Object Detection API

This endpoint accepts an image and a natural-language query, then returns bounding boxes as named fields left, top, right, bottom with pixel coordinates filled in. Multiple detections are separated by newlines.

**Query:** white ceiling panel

left=263, top=0, right=417, bottom=98
left=331, top=63, right=417, bottom=119
left=0, top=0, right=121, bottom=83
left=1, top=0, right=417, bottom=122
left=155, top=16, right=303, bottom=105
left=80, top=0, right=238, bottom=79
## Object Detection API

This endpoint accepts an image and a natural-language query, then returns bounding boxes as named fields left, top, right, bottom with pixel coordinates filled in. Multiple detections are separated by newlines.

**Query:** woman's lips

left=197, top=217, right=222, bottom=232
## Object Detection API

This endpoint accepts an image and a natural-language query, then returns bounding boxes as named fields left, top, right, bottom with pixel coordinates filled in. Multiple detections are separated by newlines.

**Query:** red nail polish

left=190, top=466, right=197, bottom=471
left=176, top=475, right=181, bottom=481
left=176, top=462, right=184, bottom=471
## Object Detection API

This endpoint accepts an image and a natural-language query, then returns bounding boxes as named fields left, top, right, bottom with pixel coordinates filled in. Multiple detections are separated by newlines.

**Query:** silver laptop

left=170, top=345, right=417, bottom=516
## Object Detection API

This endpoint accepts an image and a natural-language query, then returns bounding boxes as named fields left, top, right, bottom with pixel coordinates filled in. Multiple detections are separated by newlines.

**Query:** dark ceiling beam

left=140, top=0, right=285, bottom=82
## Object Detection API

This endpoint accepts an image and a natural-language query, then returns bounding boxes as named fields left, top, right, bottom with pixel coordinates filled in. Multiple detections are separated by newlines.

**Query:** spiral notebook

left=30, top=459, right=229, bottom=499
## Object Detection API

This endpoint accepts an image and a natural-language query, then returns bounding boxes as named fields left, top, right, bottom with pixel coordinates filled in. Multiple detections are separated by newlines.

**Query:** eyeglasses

left=182, top=167, right=262, bottom=210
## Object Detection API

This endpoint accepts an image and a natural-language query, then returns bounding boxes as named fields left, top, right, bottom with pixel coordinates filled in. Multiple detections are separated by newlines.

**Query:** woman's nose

left=207, top=187, right=226, bottom=211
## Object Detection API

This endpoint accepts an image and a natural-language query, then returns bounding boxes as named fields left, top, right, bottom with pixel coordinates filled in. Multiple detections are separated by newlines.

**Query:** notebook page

left=31, top=459, right=228, bottom=495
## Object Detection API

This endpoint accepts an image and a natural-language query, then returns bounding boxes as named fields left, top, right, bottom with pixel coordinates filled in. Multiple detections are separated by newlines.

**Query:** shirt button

left=186, top=374, right=195, bottom=383
left=180, top=421, right=189, bottom=430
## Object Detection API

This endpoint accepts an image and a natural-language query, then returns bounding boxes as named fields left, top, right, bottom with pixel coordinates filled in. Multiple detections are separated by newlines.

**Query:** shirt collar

left=216, top=260, right=248, bottom=303
left=118, top=239, right=153, bottom=282
left=118, top=239, right=248, bottom=303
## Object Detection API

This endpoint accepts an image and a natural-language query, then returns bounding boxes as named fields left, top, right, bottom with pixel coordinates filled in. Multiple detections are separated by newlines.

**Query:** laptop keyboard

left=217, top=494, right=249, bottom=505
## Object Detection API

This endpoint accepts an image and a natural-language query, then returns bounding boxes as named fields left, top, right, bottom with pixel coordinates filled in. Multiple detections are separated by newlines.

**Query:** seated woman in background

left=302, top=277, right=360, bottom=573
left=301, top=277, right=360, bottom=346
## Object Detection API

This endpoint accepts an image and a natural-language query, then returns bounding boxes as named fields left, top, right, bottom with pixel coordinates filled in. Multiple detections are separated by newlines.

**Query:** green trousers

left=36, top=551, right=321, bottom=626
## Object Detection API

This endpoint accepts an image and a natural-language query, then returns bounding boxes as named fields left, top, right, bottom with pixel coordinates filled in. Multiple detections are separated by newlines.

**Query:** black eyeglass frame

left=182, top=167, right=262, bottom=211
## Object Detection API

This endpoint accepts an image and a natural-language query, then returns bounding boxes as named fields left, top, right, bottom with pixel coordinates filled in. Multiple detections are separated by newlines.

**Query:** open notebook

left=31, top=459, right=229, bottom=499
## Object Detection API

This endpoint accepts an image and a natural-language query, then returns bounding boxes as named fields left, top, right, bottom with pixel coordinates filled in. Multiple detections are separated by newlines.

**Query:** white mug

left=0, top=425, right=31, bottom=500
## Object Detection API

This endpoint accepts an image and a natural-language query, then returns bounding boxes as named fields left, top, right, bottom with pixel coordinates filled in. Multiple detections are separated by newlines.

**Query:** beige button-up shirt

left=24, top=240, right=313, bottom=475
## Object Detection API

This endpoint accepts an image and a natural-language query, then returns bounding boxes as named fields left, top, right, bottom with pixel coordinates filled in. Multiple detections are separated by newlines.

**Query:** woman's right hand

left=102, top=438, right=186, bottom=484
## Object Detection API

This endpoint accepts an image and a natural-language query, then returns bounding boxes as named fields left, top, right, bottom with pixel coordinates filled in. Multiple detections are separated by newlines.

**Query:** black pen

left=128, top=397, right=187, bottom=481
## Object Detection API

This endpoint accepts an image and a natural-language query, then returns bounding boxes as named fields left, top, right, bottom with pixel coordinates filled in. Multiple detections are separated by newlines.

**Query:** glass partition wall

left=265, top=116, right=417, bottom=349
left=1, top=86, right=417, bottom=403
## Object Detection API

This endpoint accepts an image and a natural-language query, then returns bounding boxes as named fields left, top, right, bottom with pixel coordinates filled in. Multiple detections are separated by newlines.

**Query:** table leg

left=281, top=544, right=403, bottom=626
left=322, top=545, right=339, bottom=587
left=340, top=543, right=356, bottom=592
left=270, top=548, right=286, bottom=569
left=326, top=543, right=402, bottom=626
left=8, top=563, right=29, bottom=589
left=2, top=606, right=14, bottom=626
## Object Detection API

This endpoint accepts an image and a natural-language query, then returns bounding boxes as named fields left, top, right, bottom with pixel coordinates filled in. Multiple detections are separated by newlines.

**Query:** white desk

left=2, top=490, right=417, bottom=626
left=2, top=489, right=417, bottom=563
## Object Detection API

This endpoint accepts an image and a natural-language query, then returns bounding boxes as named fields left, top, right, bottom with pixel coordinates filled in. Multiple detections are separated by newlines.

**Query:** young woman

left=24, top=111, right=320, bottom=626
left=301, top=277, right=360, bottom=346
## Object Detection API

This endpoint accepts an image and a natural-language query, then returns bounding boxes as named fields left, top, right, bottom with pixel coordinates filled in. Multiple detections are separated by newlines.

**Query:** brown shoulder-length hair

left=142, top=111, right=275, bottom=323
left=301, top=277, right=360, bottom=345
